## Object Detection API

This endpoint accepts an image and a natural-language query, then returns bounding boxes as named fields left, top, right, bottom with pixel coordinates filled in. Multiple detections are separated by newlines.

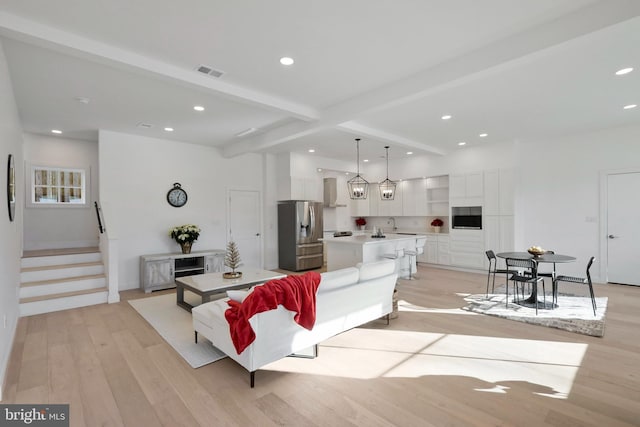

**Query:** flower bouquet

left=169, top=224, right=201, bottom=253
left=355, top=217, right=366, bottom=230
left=430, top=218, right=443, bottom=233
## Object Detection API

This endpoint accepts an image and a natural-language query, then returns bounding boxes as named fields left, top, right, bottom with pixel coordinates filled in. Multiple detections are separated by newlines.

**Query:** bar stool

left=404, top=237, right=427, bottom=280
left=382, top=248, right=406, bottom=279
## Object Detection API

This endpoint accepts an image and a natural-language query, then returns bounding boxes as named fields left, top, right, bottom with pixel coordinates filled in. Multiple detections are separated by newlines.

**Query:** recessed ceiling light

left=74, top=96, right=90, bottom=104
left=363, top=159, right=369, bottom=162
left=51, top=129, right=62, bottom=134
left=623, top=104, right=637, bottom=110
left=479, top=133, right=488, bottom=138
left=164, top=127, right=174, bottom=132
left=441, top=115, right=452, bottom=120
left=193, top=105, right=205, bottom=112
left=317, top=168, right=323, bottom=172
left=615, top=67, right=633, bottom=75
left=406, top=151, right=413, bottom=155
left=280, top=57, right=294, bottom=66
left=308, top=149, right=315, bottom=153
left=458, top=142, right=466, bottom=146
left=345, top=172, right=350, bottom=175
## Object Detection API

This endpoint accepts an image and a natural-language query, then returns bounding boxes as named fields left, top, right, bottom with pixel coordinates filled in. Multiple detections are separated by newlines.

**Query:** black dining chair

left=553, top=256, right=597, bottom=316
left=537, top=250, right=557, bottom=282
left=505, top=258, right=546, bottom=315
left=485, top=250, right=518, bottom=296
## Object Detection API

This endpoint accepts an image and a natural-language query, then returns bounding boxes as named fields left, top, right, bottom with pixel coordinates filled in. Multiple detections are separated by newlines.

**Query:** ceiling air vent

left=196, top=64, right=225, bottom=78
left=137, top=122, right=153, bottom=129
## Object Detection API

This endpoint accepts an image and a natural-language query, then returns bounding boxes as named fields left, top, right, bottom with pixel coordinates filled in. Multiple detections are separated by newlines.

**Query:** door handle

left=608, top=234, right=618, bottom=239
left=255, top=233, right=260, bottom=236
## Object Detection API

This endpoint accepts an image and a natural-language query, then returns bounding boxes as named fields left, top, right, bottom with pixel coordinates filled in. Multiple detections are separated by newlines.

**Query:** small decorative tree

left=224, top=240, right=243, bottom=278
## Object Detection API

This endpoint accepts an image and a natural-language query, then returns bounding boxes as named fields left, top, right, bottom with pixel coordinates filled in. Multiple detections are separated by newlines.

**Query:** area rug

left=462, top=292, right=607, bottom=337
left=128, top=293, right=227, bottom=368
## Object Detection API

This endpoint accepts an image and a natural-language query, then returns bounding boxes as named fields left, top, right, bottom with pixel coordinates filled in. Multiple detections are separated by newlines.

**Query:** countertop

left=323, top=233, right=424, bottom=245
left=324, top=229, right=448, bottom=237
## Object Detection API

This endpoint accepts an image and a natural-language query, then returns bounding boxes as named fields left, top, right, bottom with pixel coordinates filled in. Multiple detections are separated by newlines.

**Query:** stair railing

left=94, top=201, right=105, bottom=234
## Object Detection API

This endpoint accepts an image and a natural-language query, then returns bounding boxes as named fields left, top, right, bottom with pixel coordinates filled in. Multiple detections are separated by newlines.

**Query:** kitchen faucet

left=388, top=217, right=397, bottom=231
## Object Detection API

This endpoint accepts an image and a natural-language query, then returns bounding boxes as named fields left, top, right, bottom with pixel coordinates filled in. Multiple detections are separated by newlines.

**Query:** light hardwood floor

left=3, top=266, right=640, bottom=426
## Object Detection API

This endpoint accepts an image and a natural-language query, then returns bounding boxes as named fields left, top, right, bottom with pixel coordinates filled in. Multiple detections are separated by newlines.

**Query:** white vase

left=433, top=226, right=441, bottom=233
left=359, top=225, right=365, bottom=231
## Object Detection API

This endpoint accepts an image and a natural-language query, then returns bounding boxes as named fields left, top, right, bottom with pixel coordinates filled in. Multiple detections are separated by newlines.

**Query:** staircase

left=20, top=247, right=109, bottom=316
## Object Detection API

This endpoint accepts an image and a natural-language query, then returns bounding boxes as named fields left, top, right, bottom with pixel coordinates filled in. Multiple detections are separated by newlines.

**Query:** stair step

left=20, top=286, right=109, bottom=304
left=19, top=288, right=109, bottom=317
left=20, top=274, right=106, bottom=299
left=21, top=273, right=106, bottom=287
left=20, top=262, right=104, bottom=282
left=21, top=261, right=103, bottom=272
left=22, top=247, right=100, bottom=258
left=21, top=252, right=102, bottom=268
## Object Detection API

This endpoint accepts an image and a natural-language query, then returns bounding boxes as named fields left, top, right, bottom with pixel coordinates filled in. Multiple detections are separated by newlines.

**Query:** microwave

left=452, top=206, right=482, bottom=230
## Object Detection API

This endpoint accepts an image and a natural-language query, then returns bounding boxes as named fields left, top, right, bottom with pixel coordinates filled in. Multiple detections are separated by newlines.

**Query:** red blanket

left=224, top=271, right=322, bottom=354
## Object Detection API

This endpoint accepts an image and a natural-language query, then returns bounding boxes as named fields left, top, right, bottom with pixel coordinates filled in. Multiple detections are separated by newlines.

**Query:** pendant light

left=347, top=138, right=369, bottom=199
left=379, top=146, right=397, bottom=200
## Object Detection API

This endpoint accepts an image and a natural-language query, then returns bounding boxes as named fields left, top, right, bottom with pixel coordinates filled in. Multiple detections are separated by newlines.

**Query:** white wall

left=22, top=133, right=99, bottom=250
left=99, top=130, right=266, bottom=290
left=515, top=124, right=640, bottom=280
left=0, top=40, right=24, bottom=401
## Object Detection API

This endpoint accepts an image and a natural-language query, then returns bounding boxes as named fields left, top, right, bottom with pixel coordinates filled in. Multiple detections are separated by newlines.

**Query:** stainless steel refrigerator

left=278, top=200, right=324, bottom=271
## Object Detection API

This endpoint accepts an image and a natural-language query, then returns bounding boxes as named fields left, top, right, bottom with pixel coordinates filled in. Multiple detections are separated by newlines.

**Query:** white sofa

left=191, top=259, right=397, bottom=387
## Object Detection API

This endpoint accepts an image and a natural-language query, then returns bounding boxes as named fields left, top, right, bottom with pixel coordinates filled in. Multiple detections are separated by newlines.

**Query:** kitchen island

left=324, top=233, right=421, bottom=274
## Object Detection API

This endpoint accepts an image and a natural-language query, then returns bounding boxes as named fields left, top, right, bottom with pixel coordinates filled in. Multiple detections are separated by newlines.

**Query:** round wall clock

left=7, top=154, right=15, bottom=222
left=166, top=182, right=187, bottom=207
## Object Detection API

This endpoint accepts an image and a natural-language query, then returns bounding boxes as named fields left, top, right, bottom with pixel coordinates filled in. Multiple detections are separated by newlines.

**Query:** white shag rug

left=128, top=293, right=228, bottom=368
left=462, top=292, right=607, bottom=337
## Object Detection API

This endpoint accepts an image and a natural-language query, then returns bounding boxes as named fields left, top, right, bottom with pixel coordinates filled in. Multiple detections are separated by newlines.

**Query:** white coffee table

left=174, top=268, right=286, bottom=312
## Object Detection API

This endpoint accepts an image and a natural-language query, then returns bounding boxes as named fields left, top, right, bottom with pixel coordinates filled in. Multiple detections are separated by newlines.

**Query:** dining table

left=496, top=251, right=576, bottom=309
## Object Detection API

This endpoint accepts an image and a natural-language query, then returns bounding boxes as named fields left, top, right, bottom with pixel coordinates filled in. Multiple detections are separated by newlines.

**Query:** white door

left=228, top=190, right=262, bottom=269
left=607, top=173, right=640, bottom=285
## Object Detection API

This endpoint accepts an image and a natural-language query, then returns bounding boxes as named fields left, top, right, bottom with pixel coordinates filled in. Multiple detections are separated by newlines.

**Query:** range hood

left=323, top=178, right=347, bottom=208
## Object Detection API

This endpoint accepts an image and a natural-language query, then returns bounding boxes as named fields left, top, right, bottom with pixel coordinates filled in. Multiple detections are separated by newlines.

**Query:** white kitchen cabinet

left=368, top=183, right=379, bottom=216
left=449, top=229, right=485, bottom=269
left=437, top=237, right=451, bottom=265
left=449, top=174, right=466, bottom=199
left=483, top=169, right=514, bottom=216
left=499, top=216, right=514, bottom=253
left=417, top=234, right=450, bottom=265
left=466, top=172, right=483, bottom=197
left=499, top=169, right=515, bottom=215
left=484, top=215, right=514, bottom=269
left=426, top=175, right=449, bottom=216
left=350, top=198, right=370, bottom=217
left=402, top=179, right=427, bottom=216
left=291, top=176, right=322, bottom=201
left=483, top=170, right=500, bottom=216
left=450, top=172, right=483, bottom=206
left=424, top=239, right=437, bottom=263
left=376, top=182, right=403, bottom=217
